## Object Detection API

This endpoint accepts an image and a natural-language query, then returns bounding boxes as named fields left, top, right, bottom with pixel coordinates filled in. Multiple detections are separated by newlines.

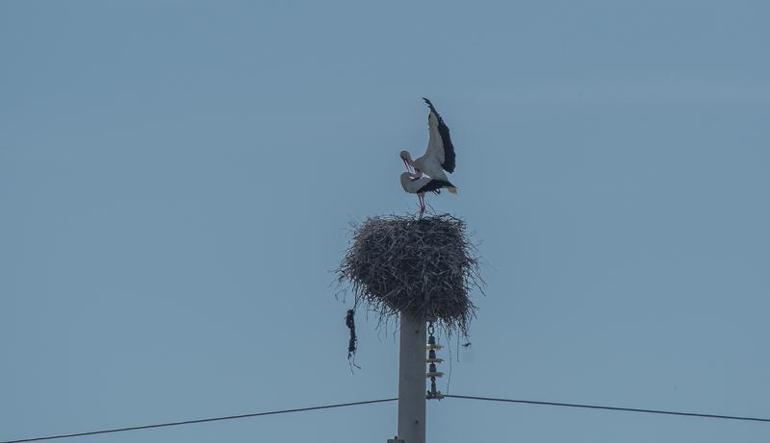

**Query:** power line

left=6, top=393, right=770, bottom=443
left=446, top=394, right=770, bottom=423
left=1, top=398, right=397, bottom=443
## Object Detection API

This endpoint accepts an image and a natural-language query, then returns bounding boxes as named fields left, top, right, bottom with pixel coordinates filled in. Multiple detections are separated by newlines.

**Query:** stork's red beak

left=402, top=158, right=413, bottom=173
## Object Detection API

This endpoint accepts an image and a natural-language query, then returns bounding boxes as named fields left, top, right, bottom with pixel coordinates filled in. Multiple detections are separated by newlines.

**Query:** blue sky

left=2, top=1, right=770, bottom=442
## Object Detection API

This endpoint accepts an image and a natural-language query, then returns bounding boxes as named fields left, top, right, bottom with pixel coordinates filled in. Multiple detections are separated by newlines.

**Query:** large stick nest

left=338, top=214, right=482, bottom=334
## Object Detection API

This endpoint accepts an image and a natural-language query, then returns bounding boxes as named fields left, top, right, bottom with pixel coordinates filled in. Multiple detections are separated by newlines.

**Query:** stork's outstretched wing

left=423, top=97, right=456, bottom=173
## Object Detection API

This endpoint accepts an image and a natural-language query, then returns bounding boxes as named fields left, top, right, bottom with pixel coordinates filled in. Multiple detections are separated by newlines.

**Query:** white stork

left=400, top=173, right=456, bottom=215
left=399, top=98, right=458, bottom=215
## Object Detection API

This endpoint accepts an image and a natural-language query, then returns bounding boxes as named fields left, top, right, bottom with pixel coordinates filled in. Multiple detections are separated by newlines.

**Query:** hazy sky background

left=2, top=1, right=770, bottom=442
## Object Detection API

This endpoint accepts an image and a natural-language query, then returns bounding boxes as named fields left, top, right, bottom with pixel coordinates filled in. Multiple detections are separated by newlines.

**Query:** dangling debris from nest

left=338, top=214, right=483, bottom=335
left=345, top=309, right=361, bottom=371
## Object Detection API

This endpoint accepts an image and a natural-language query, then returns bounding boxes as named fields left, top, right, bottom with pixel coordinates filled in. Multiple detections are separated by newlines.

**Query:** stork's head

left=399, top=150, right=414, bottom=172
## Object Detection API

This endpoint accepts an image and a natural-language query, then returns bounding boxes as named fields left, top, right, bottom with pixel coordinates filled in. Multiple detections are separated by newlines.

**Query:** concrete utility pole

left=392, top=313, right=426, bottom=443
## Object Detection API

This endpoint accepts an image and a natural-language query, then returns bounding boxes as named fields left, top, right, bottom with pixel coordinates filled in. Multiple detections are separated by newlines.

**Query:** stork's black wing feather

left=422, top=97, right=456, bottom=173
left=417, top=178, right=455, bottom=194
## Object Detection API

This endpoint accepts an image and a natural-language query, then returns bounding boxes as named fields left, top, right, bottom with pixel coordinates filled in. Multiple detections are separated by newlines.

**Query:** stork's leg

left=418, top=194, right=426, bottom=216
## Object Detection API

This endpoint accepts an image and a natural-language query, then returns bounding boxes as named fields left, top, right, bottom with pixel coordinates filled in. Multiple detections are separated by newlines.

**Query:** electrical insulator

left=425, top=322, right=444, bottom=400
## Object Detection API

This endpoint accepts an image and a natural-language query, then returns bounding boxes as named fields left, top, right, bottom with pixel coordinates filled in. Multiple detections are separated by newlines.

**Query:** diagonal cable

left=446, top=394, right=770, bottom=423
left=2, top=398, right=397, bottom=443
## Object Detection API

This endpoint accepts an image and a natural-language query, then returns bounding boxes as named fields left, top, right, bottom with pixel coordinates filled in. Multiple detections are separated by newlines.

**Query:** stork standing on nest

left=400, top=98, right=458, bottom=215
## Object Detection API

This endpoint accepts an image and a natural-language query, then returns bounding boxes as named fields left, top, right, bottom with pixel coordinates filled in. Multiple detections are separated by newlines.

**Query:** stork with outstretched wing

left=400, top=98, right=458, bottom=215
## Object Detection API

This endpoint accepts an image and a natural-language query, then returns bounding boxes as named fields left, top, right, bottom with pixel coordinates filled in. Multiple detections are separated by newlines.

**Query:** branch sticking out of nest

left=338, top=214, right=482, bottom=335
left=345, top=309, right=361, bottom=371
